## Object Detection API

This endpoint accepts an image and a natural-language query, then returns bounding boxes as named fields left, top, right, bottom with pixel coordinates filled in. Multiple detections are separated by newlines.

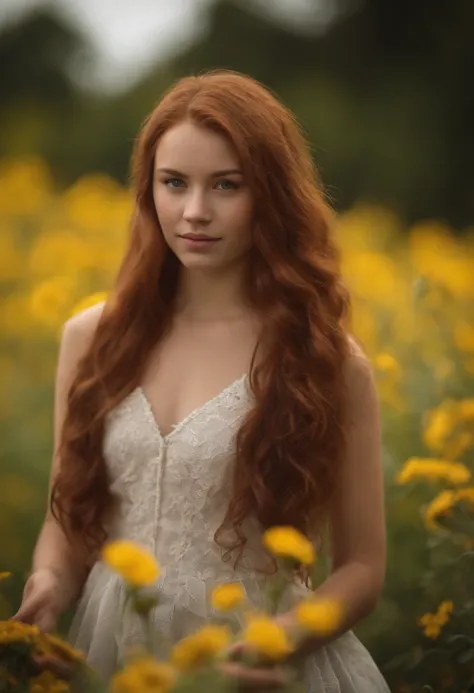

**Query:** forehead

left=154, top=120, right=240, bottom=172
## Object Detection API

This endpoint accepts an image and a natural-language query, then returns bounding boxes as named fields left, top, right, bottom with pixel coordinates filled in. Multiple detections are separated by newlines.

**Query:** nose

left=183, top=188, right=212, bottom=225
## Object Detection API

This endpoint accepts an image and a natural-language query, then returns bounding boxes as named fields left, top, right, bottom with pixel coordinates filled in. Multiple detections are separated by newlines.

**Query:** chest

left=139, top=318, right=258, bottom=439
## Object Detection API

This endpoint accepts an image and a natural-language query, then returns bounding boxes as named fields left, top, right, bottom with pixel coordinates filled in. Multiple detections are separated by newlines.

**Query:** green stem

left=138, top=612, right=162, bottom=656
left=267, top=568, right=290, bottom=615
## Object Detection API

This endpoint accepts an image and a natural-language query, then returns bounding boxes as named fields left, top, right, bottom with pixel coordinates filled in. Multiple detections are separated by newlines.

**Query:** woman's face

left=153, top=120, right=254, bottom=273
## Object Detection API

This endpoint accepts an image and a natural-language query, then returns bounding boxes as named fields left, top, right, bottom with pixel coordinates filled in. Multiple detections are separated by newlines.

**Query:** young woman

left=15, top=70, right=389, bottom=691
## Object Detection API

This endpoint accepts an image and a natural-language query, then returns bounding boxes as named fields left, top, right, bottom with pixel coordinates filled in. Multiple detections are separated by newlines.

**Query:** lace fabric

left=67, top=376, right=390, bottom=691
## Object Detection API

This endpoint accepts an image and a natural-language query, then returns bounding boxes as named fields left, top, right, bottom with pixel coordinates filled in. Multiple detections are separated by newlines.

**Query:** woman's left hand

left=219, top=641, right=290, bottom=690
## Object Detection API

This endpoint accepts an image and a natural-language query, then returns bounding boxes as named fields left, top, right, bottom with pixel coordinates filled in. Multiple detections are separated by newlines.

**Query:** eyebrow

left=156, top=167, right=243, bottom=177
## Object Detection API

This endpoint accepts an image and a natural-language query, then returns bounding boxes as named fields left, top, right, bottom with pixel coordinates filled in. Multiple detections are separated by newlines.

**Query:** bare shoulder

left=63, top=301, right=105, bottom=346
left=50, top=301, right=107, bottom=469
left=57, top=302, right=106, bottom=381
left=343, top=335, right=377, bottom=403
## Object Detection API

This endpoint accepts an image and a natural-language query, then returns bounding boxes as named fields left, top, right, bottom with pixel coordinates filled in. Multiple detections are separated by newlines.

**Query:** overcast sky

left=0, top=0, right=332, bottom=91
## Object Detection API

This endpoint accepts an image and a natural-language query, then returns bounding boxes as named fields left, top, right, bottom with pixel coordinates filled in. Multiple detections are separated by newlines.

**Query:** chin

left=176, top=253, right=224, bottom=271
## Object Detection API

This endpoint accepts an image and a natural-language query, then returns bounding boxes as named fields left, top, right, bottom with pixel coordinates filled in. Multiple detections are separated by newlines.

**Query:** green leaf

left=454, top=551, right=474, bottom=565
left=446, top=634, right=474, bottom=647
left=381, top=651, right=412, bottom=671
left=457, top=647, right=474, bottom=663
left=406, top=647, right=449, bottom=675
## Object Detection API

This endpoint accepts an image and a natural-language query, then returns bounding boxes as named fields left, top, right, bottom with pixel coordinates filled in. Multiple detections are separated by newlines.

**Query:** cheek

left=228, top=198, right=254, bottom=244
left=154, top=189, right=180, bottom=230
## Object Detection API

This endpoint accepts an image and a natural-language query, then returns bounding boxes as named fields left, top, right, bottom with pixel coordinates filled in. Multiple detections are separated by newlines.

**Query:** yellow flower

left=171, top=625, right=231, bottom=671
left=263, top=527, right=315, bottom=565
left=374, top=353, right=400, bottom=375
left=0, top=234, right=24, bottom=281
left=242, top=615, right=293, bottom=661
left=408, top=222, right=474, bottom=297
left=0, top=620, right=40, bottom=645
left=344, top=251, right=399, bottom=304
left=0, top=294, right=32, bottom=339
left=62, top=173, right=131, bottom=233
left=425, top=488, right=474, bottom=527
left=0, top=157, right=53, bottom=217
left=28, top=231, right=91, bottom=278
left=459, top=399, right=474, bottom=421
left=111, top=657, right=175, bottom=693
left=455, top=487, right=474, bottom=508
left=424, top=490, right=457, bottom=528
left=437, top=600, right=454, bottom=616
left=454, top=321, right=474, bottom=353
left=30, top=276, right=76, bottom=328
left=211, top=583, right=246, bottom=611
left=434, top=611, right=450, bottom=627
left=421, top=619, right=441, bottom=640
left=418, top=601, right=453, bottom=639
left=0, top=572, right=11, bottom=581
left=397, top=458, right=471, bottom=485
left=418, top=613, right=432, bottom=628
left=69, top=291, right=109, bottom=318
left=102, top=541, right=160, bottom=587
left=295, top=599, right=343, bottom=636
left=37, top=633, right=84, bottom=663
left=28, top=671, right=69, bottom=693
left=444, top=432, right=473, bottom=461
left=423, top=401, right=459, bottom=453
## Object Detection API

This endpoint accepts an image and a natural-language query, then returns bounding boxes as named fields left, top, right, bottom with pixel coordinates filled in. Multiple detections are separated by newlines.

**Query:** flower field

left=0, top=530, right=344, bottom=693
left=1, top=156, right=474, bottom=691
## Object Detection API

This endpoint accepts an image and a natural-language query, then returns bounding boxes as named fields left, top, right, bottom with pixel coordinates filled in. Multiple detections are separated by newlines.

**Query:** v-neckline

left=135, top=374, right=248, bottom=443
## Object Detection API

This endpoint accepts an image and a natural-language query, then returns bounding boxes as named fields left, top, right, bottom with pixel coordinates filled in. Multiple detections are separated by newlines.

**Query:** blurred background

left=0, top=1, right=473, bottom=690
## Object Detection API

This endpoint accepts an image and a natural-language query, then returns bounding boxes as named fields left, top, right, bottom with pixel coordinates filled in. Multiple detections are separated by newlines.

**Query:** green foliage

left=0, top=0, right=473, bottom=227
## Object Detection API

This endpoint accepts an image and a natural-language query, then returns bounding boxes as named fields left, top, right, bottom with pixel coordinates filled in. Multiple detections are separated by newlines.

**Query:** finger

left=16, top=588, right=51, bottom=622
left=220, top=662, right=287, bottom=689
left=226, top=641, right=247, bottom=660
left=12, top=601, right=39, bottom=624
left=33, top=654, right=75, bottom=680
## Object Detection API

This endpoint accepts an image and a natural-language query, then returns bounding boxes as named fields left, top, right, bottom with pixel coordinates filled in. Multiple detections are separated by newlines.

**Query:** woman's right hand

left=12, top=568, right=66, bottom=633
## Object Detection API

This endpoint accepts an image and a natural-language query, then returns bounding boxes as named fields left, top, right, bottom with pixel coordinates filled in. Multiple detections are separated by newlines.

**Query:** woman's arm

left=29, top=521, right=90, bottom=610
left=284, top=342, right=386, bottom=656
left=25, top=304, right=105, bottom=607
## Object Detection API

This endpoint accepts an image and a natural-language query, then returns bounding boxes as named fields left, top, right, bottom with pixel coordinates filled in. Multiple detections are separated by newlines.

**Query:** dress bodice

left=103, top=373, right=270, bottom=579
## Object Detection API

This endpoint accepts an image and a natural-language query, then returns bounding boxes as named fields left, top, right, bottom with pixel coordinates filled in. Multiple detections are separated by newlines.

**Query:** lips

left=179, top=234, right=220, bottom=241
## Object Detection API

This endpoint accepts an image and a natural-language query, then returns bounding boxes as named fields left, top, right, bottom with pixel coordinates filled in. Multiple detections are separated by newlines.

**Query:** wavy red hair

left=51, top=70, right=351, bottom=574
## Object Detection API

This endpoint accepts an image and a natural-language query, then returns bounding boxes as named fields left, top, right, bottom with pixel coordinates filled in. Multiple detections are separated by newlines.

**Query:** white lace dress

left=68, top=375, right=390, bottom=691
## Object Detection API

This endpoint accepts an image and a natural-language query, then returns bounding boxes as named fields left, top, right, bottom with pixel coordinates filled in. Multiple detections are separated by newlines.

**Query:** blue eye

left=164, top=178, right=185, bottom=188
left=216, top=180, right=238, bottom=191
left=162, top=178, right=238, bottom=191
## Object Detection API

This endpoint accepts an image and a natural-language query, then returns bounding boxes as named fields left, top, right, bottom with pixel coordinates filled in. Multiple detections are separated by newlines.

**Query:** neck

left=174, top=264, right=251, bottom=322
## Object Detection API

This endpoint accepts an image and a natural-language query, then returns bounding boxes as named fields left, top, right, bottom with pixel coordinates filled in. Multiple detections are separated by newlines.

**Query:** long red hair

left=51, top=70, right=351, bottom=571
